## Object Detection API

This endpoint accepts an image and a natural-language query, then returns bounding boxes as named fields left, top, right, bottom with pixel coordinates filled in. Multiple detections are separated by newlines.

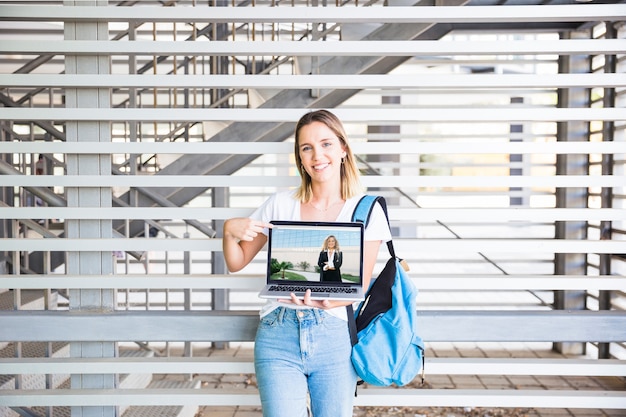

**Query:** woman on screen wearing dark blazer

left=318, top=235, right=343, bottom=282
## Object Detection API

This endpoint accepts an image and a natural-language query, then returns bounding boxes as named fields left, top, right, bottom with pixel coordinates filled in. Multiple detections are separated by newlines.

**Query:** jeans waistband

left=276, top=306, right=324, bottom=325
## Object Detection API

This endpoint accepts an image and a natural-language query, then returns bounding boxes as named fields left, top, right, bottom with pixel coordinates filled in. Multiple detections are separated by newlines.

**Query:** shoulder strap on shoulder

left=351, top=195, right=395, bottom=259
left=352, top=195, right=379, bottom=225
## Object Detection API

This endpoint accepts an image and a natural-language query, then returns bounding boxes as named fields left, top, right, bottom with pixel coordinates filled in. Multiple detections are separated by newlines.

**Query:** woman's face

left=327, top=237, right=336, bottom=249
left=298, top=121, right=347, bottom=186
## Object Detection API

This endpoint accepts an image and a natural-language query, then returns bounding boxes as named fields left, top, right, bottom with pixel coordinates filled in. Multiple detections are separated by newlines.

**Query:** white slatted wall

left=0, top=1, right=625, bottom=413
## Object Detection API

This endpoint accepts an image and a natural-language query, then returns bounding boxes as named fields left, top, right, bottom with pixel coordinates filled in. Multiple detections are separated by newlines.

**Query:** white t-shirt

left=250, top=189, right=393, bottom=320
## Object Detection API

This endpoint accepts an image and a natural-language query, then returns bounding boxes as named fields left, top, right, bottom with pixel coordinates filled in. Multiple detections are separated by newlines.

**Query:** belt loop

left=313, top=308, right=322, bottom=324
left=277, top=307, right=286, bottom=323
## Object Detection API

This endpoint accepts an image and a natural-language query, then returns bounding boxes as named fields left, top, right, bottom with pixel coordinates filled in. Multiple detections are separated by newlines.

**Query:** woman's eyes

left=301, top=142, right=333, bottom=152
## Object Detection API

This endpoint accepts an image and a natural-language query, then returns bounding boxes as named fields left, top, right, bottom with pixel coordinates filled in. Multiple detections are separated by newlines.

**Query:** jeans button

left=297, top=311, right=304, bottom=318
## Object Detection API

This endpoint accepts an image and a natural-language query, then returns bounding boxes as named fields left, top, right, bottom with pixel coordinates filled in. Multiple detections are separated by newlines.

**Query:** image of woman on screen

left=318, top=235, right=343, bottom=282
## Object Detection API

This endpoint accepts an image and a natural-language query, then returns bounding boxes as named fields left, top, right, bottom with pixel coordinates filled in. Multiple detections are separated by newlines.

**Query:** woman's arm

left=318, top=251, right=326, bottom=270
left=335, top=251, right=343, bottom=269
left=222, top=218, right=271, bottom=273
left=361, top=240, right=381, bottom=291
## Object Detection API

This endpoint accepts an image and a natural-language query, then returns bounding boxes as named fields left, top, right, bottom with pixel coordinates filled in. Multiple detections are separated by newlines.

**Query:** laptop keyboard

left=268, top=285, right=356, bottom=294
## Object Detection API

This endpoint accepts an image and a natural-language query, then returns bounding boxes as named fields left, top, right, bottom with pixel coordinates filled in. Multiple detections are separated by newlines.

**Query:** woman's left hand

left=281, top=289, right=351, bottom=310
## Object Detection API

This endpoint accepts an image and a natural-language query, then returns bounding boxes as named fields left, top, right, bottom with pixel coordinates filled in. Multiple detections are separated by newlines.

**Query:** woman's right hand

left=223, top=218, right=272, bottom=242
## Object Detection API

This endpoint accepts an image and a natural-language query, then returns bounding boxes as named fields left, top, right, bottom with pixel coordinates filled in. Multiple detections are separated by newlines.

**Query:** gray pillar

left=553, top=30, right=591, bottom=356
left=0, top=125, right=14, bottom=273
left=598, top=22, right=617, bottom=360
left=64, top=2, right=117, bottom=417
left=212, top=187, right=229, bottom=349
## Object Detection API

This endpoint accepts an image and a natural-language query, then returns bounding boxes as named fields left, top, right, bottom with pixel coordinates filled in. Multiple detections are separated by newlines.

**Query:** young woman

left=222, top=109, right=391, bottom=417
left=318, top=235, right=343, bottom=282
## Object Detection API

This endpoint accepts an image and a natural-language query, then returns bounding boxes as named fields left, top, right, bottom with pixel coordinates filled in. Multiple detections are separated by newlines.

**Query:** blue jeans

left=254, top=307, right=357, bottom=417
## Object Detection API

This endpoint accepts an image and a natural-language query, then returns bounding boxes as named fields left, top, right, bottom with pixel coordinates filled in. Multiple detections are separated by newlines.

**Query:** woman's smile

left=312, top=162, right=330, bottom=172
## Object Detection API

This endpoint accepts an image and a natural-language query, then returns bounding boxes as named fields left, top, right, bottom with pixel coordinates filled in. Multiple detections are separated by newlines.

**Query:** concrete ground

left=184, top=341, right=626, bottom=417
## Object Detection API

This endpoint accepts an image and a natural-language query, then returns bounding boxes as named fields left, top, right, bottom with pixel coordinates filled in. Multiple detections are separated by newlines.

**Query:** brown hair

left=294, top=109, right=362, bottom=202
left=322, top=235, right=341, bottom=252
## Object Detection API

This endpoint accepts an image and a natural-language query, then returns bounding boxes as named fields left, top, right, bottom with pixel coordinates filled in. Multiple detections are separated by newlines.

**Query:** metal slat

left=1, top=357, right=623, bottom=377
left=0, top=140, right=624, bottom=155
left=1, top=207, right=624, bottom=221
left=1, top=4, right=624, bottom=23
left=356, top=390, right=626, bottom=409
left=361, top=175, right=624, bottom=187
left=2, top=107, right=623, bottom=122
left=421, top=358, right=626, bottom=377
left=0, top=275, right=266, bottom=290
left=1, top=388, right=624, bottom=408
left=0, top=238, right=623, bottom=253
left=2, top=73, right=625, bottom=89
left=3, top=39, right=625, bottom=56
left=0, top=310, right=624, bottom=343
left=388, top=208, right=626, bottom=222
left=1, top=174, right=623, bottom=188
left=1, top=274, right=625, bottom=291
left=0, top=207, right=252, bottom=219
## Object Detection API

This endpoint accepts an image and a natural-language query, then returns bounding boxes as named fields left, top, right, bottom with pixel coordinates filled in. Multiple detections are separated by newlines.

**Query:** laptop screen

left=267, top=221, right=364, bottom=286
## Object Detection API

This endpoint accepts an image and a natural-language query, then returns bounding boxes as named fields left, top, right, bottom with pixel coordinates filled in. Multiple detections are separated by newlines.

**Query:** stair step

left=122, top=379, right=202, bottom=417
left=0, top=347, right=155, bottom=417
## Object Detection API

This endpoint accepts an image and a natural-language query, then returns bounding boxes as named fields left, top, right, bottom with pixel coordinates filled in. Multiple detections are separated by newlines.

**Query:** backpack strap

left=351, top=195, right=379, bottom=225
left=351, top=195, right=395, bottom=259
left=348, top=195, right=395, bottom=394
left=348, top=195, right=393, bottom=344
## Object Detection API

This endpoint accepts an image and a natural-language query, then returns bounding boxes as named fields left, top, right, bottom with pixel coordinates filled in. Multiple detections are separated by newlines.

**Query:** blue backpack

left=348, top=195, right=425, bottom=387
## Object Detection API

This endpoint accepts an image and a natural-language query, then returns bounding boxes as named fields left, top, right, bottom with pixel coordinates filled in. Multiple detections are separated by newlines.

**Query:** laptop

left=258, top=220, right=365, bottom=301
